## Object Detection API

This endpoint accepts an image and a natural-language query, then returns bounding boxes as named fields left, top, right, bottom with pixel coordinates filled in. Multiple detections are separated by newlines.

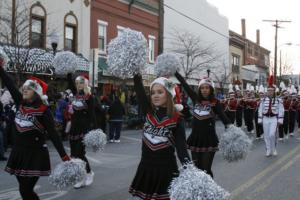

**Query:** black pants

left=236, top=107, right=243, bottom=127
left=289, top=111, right=296, bottom=133
left=70, top=139, right=91, bottom=173
left=16, top=176, right=39, bottom=200
left=254, top=111, right=263, bottom=138
left=225, top=110, right=236, bottom=124
left=191, top=152, right=215, bottom=178
left=279, top=111, right=289, bottom=138
left=297, top=110, right=300, bottom=128
left=109, top=121, right=123, bottom=140
left=244, top=109, right=254, bottom=132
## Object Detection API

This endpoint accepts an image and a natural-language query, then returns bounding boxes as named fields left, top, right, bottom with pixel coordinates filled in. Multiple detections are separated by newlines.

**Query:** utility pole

left=279, top=50, right=282, bottom=82
left=158, top=0, right=164, bottom=54
left=12, top=0, right=16, bottom=44
left=263, top=19, right=291, bottom=85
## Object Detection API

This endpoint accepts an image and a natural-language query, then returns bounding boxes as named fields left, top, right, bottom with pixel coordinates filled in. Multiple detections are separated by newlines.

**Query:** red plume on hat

left=268, top=75, right=275, bottom=89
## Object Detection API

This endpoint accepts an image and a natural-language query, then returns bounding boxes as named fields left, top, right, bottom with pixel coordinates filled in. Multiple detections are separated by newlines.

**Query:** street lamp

left=50, top=32, right=59, bottom=56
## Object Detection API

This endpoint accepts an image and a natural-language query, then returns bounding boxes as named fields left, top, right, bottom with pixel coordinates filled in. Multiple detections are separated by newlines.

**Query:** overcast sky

left=207, top=0, right=300, bottom=74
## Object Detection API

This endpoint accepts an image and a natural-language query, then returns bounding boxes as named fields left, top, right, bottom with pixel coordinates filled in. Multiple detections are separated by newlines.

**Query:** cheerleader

left=258, top=76, right=284, bottom=156
left=175, top=71, right=230, bottom=178
left=67, top=74, right=97, bottom=188
left=278, top=86, right=290, bottom=140
left=224, top=84, right=237, bottom=124
left=129, top=74, right=190, bottom=200
left=0, top=59, right=70, bottom=199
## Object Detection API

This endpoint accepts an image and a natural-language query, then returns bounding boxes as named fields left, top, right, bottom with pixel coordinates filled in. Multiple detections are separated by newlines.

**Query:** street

left=1, top=122, right=300, bottom=200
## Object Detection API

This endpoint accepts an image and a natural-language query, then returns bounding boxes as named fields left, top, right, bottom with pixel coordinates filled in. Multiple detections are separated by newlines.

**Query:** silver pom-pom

left=154, top=53, right=180, bottom=77
left=83, top=129, right=107, bottom=152
left=219, top=125, right=252, bottom=162
left=169, top=163, right=230, bottom=200
left=49, top=158, right=86, bottom=189
left=0, top=48, right=9, bottom=69
left=107, top=28, right=148, bottom=79
left=52, top=51, right=77, bottom=75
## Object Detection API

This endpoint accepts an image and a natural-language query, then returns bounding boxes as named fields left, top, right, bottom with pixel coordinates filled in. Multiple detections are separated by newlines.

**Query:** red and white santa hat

left=75, top=74, right=91, bottom=93
left=150, top=77, right=183, bottom=111
left=23, top=77, right=48, bottom=101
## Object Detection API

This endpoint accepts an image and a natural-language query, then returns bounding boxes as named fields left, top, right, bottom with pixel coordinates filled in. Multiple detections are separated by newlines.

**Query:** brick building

left=90, top=0, right=162, bottom=95
left=230, top=19, right=270, bottom=88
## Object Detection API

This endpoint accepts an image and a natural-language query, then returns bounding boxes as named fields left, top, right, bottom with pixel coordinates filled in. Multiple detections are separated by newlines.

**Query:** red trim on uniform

left=129, top=187, right=170, bottom=200
left=147, top=113, right=179, bottom=128
left=5, top=167, right=50, bottom=176
left=143, top=137, right=170, bottom=151
left=20, top=105, right=47, bottom=114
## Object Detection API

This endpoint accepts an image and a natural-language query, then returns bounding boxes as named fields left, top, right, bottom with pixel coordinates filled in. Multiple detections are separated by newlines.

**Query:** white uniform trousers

left=262, top=116, right=278, bottom=153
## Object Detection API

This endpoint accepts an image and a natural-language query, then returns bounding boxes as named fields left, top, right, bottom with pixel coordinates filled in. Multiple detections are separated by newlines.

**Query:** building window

left=232, top=54, right=240, bottom=73
left=98, top=20, right=108, bottom=54
left=64, top=11, right=78, bottom=53
left=248, top=45, right=253, bottom=55
left=117, top=25, right=125, bottom=36
left=65, top=25, right=76, bottom=52
left=148, top=35, right=155, bottom=63
left=30, top=2, right=47, bottom=48
left=31, top=16, right=45, bottom=48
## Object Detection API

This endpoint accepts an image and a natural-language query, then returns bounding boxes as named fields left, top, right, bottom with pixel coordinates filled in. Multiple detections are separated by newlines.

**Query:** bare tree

left=280, top=55, right=293, bottom=75
left=0, top=0, right=55, bottom=86
left=207, top=60, right=232, bottom=93
left=169, top=29, right=224, bottom=79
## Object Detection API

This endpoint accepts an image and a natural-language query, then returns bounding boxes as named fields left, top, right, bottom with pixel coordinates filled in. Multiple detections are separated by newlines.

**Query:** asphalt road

left=1, top=122, right=300, bottom=200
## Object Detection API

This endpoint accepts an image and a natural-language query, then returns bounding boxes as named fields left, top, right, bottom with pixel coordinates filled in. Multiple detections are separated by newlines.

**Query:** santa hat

left=228, top=84, right=235, bottom=95
left=75, top=74, right=91, bottom=94
left=267, top=75, right=276, bottom=90
left=150, top=77, right=183, bottom=111
left=198, top=70, right=214, bottom=88
left=23, top=77, right=48, bottom=103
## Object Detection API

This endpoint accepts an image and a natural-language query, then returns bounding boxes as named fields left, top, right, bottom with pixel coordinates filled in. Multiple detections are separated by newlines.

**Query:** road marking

left=64, top=147, right=102, bottom=164
left=245, top=151, right=300, bottom=199
left=231, top=144, right=300, bottom=199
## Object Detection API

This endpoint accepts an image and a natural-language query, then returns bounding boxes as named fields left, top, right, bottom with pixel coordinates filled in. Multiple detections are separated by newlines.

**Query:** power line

left=164, top=3, right=229, bottom=39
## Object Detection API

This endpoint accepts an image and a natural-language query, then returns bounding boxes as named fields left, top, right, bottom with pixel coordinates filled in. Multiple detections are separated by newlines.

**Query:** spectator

left=108, top=96, right=125, bottom=143
left=0, top=101, right=7, bottom=161
left=54, top=92, right=68, bottom=140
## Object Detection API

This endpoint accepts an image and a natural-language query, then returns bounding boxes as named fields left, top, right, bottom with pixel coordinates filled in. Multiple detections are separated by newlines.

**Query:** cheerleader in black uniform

left=0, top=59, right=70, bottom=200
left=67, top=74, right=97, bottom=188
left=175, top=71, right=230, bottom=178
left=129, top=74, right=190, bottom=200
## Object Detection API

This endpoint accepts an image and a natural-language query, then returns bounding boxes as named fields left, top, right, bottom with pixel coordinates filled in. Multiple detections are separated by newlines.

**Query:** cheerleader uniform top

left=129, top=74, right=190, bottom=200
left=175, top=71, right=231, bottom=152
left=67, top=74, right=97, bottom=140
left=0, top=68, right=68, bottom=176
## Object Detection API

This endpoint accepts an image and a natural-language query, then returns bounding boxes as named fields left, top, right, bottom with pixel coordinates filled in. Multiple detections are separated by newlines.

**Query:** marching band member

left=258, top=76, right=284, bottom=156
left=254, top=85, right=265, bottom=139
left=224, top=84, right=237, bottom=124
left=235, top=85, right=244, bottom=127
left=244, top=85, right=256, bottom=134
left=279, top=83, right=290, bottom=140
left=289, top=86, right=298, bottom=137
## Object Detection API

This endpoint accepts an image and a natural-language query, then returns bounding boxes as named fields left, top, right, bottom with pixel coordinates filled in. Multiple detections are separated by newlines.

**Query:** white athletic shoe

left=74, top=177, right=86, bottom=189
left=278, top=138, right=284, bottom=141
left=114, top=140, right=121, bottom=143
left=285, top=135, right=289, bottom=140
left=85, top=171, right=94, bottom=186
left=290, top=133, right=294, bottom=137
left=273, top=150, right=278, bottom=156
left=266, top=150, right=271, bottom=157
left=109, top=139, right=115, bottom=143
